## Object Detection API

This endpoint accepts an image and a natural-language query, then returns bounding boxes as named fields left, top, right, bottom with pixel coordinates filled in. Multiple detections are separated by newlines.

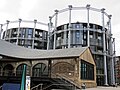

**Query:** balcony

left=90, top=38, right=103, bottom=47
left=90, top=38, right=98, bottom=46
left=56, top=39, right=64, bottom=47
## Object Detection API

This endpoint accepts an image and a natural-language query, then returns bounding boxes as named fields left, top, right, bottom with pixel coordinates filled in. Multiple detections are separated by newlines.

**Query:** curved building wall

left=48, top=5, right=116, bottom=86
left=50, top=22, right=105, bottom=85
left=0, top=5, right=116, bottom=86
left=1, top=20, right=48, bottom=49
left=53, top=23, right=103, bottom=49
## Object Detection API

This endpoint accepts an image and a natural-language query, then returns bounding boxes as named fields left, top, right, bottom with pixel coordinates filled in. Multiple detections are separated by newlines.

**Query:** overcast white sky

left=0, top=0, right=120, bottom=56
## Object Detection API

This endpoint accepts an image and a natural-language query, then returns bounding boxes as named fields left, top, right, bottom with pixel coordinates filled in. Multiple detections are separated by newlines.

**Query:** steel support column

left=68, top=5, right=72, bottom=48
left=0, top=24, right=3, bottom=39
left=113, top=38, right=117, bottom=83
left=5, top=20, right=10, bottom=40
left=101, top=8, right=108, bottom=85
left=86, top=4, right=90, bottom=47
left=108, top=15, right=115, bottom=85
left=53, top=10, right=58, bottom=49
left=32, top=19, right=37, bottom=49
left=16, top=19, right=22, bottom=45
left=47, top=16, right=52, bottom=50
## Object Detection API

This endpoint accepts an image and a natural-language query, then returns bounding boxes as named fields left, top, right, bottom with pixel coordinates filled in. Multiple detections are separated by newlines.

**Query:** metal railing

left=31, top=83, right=43, bottom=90
left=30, top=72, right=79, bottom=90
left=0, top=85, right=2, bottom=90
left=54, top=73, right=80, bottom=89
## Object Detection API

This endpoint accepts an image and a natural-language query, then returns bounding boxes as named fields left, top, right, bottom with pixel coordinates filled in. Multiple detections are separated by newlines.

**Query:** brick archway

left=3, top=64, right=14, bottom=76
left=52, top=62, right=74, bottom=76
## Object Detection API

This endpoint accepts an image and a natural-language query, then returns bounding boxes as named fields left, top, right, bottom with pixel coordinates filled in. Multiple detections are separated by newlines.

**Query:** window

left=75, top=24, right=80, bottom=29
left=75, top=31, right=80, bottom=43
left=44, top=32, right=47, bottom=40
left=90, top=34, right=93, bottom=38
left=16, top=64, right=29, bottom=76
left=3, top=64, right=14, bottom=76
left=21, top=29, right=25, bottom=38
left=28, top=35, right=32, bottom=38
left=28, top=46, right=31, bottom=48
left=28, top=28, right=33, bottom=35
left=39, top=32, right=42, bottom=36
left=32, top=63, right=48, bottom=77
left=81, top=60, right=94, bottom=80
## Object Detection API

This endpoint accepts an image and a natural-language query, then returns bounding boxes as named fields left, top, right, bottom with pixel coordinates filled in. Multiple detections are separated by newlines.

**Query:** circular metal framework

left=0, top=19, right=48, bottom=49
left=48, top=4, right=112, bottom=49
left=0, top=4, right=116, bottom=86
left=47, top=5, right=115, bottom=86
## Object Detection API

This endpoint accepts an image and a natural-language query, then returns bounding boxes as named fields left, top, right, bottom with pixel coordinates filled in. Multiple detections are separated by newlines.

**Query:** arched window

left=32, top=63, right=48, bottom=77
left=3, top=64, right=14, bottom=76
left=16, top=64, right=29, bottom=76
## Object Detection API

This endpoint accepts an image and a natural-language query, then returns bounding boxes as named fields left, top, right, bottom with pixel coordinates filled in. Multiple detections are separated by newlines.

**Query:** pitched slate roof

left=0, top=39, right=88, bottom=60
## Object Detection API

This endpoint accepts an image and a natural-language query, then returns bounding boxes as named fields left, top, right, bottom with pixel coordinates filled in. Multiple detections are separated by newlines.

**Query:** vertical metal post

left=86, top=4, right=90, bottom=47
left=48, top=59, right=52, bottom=78
left=101, top=8, right=108, bottom=85
left=113, top=38, right=117, bottom=83
left=53, top=10, right=58, bottom=49
left=68, top=5, right=72, bottom=48
left=20, top=64, right=26, bottom=90
left=108, top=15, right=115, bottom=85
left=16, top=19, right=22, bottom=45
left=40, top=84, right=42, bottom=90
left=0, top=24, right=3, bottom=39
left=112, top=37, right=115, bottom=85
left=47, top=16, right=52, bottom=50
left=5, top=20, right=10, bottom=40
left=32, top=19, right=37, bottom=49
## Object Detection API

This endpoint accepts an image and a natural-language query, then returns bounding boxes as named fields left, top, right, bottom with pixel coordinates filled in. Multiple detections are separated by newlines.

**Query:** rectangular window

left=44, top=32, right=47, bottom=39
left=28, top=35, right=32, bottom=38
left=28, top=28, right=33, bottom=35
left=75, top=24, right=80, bottom=29
left=81, top=60, right=94, bottom=80
left=75, top=31, right=80, bottom=43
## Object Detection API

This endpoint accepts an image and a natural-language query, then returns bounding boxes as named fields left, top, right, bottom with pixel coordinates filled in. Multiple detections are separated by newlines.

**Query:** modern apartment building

left=1, top=19, right=48, bottom=49
left=0, top=5, right=116, bottom=87
left=47, top=5, right=116, bottom=86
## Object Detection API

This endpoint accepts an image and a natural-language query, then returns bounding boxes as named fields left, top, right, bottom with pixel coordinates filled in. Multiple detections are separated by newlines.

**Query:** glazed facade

left=49, top=22, right=115, bottom=86
left=0, top=5, right=116, bottom=86
left=47, top=5, right=116, bottom=86
left=1, top=20, right=48, bottom=49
